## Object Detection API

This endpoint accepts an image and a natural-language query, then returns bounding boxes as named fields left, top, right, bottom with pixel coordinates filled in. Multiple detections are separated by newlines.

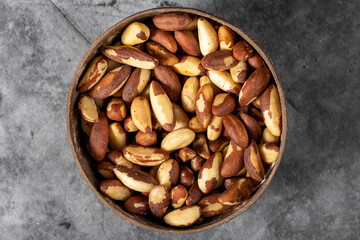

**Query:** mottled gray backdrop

left=0, top=0, right=359, bottom=239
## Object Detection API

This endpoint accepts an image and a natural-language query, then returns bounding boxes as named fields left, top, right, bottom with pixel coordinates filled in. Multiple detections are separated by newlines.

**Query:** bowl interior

left=66, top=7, right=287, bottom=234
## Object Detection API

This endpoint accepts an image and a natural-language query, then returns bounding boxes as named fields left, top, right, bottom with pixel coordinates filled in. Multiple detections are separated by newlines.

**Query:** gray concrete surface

left=0, top=0, right=359, bottom=239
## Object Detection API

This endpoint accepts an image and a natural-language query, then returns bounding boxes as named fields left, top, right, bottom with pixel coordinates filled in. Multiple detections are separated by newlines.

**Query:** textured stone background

left=0, top=0, right=359, bottom=239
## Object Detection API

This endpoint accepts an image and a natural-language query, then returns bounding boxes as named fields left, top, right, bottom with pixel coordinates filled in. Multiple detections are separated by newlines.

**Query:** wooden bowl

left=66, top=7, right=287, bottom=234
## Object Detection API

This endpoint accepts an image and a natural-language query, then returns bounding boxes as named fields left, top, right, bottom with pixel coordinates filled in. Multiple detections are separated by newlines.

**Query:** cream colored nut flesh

left=197, top=18, right=218, bottom=56
left=121, top=22, right=150, bottom=46
left=78, top=95, right=99, bottom=123
left=161, top=128, right=196, bottom=152
left=163, top=206, right=201, bottom=227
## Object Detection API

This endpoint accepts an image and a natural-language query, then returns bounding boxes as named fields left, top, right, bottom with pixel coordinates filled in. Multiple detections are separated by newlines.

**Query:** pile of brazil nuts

left=76, top=12, right=282, bottom=228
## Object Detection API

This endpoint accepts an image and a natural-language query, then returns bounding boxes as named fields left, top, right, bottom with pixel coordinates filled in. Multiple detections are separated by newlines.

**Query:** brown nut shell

left=190, top=156, right=205, bottom=172
left=239, top=112, right=262, bottom=142
left=88, top=112, right=109, bottom=161
left=211, top=93, right=236, bottom=117
left=198, top=193, right=233, bottom=217
left=149, top=185, right=170, bottom=218
left=248, top=53, right=265, bottom=70
left=146, top=41, right=179, bottom=66
left=186, top=182, right=203, bottom=206
left=81, top=117, right=93, bottom=135
left=135, top=131, right=157, bottom=147
left=153, top=12, right=192, bottom=31
left=193, top=134, right=211, bottom=159
left=97, top=160, right=115, bottom=179
left=170, top=185, right=188, bottom=208
left=149, top=24, right=178, bottom=53
left=233, top=40, right=254, bottom=61
left=124, top=195, right=150, bottom=216
left=198, top=152, right=223, bottom=194
left=153, top=65, right=182, bottom=101
left=106, top=98, right=126, bottom=121
left=223, top=114, right=249, bottom=148
left=174, top=30, right=201, bottom=56
left=121, top=68, right=151, bottom=103
left=122, top=145, right=170, bottom=166
left=77, top=55, right=107, bottom=92
left=178, top=147, right=197, bottom=163
left=196, top=84, right=214, bottom=128
left=189, top=116, right=206, bottom=133
left=221, top=140, right=244, bottom=178
left=209, top=136, right=230, bottom=153
left=179, top=165, right=195, bottom=188
left=230, top=60, right=249, bottom=83
left=244, top=140, right=265, bottom=182
left=218, top=178, right=254, bottom=205
left=201, top=50, right=238, bottom=71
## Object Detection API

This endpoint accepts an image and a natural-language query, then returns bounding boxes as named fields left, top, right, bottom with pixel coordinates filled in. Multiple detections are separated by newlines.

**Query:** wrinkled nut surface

left=221, top=140, right=244, bottom=178
left=196, top=84, right=214, bottom=128
left=106, top=98, right=127, bottom=121
left=123, top=116, right=139, bottom=132
left=180, top=165, right=195, bottom=188
left=201, top=50, right=238, bottom=71
left=252, top=97, right=261, bottom=109
left=122, top=68, right=151, bottom=103
left=186, top=182, right=204, bottom=206
left=131, top=96, right=152, bottom=133
left=88, top=65, right=132, bottom=99
left=190, top=156, right=205, bottom=172
left=122, top=145, right=170, bottom=166
left=172, top=56, right=206, bottom=77
left=171, top=185, right=188, bottom=208
left=198, top=193, right=233, bottom=217
left=172, top=103, right=190, bottom=130
left=153, top=12, right=192, bottom=31
left=233, top=41, right=254, bottom=61
left=124, top=195, right=150, bottom=216
left=156, top=159, right=180, bottom=190
left=258, top=143, right=279, bottom=164
left=149, top=185, right=170, bottom=218
left=207, top=116, right=223, bottom=141
left=239, top=112, right=262, bottom=143
left=198, top=152, right=223, bottom=194
left=135, top=131, right=157, bottom=147
left=230, top=60, right=249, bottom=83
left=238, top=66, right=271, bottom=106
left=207, top=70, right=241, bottom=95
left=149, top=24, right=178, bottom=53
left=121, top=22, right=150, bottom=46
left=163, top=205, right=201, bottom=228
left=224, top=177, right=241, bottom=189
left=244, top=140, right=265, bottom=182
left=181, top=76, right=199, bottom=113
left=101, top=46, right=159, bottom=69
left=97, top=161, right=115, bottom=179
left=193, top=134, right=211, bottom=159
left=223, top=114, right=249, bottom=148
left=209, top=136, right=229, bottom=152
left=99, top=180, right=131, bottom=201
left=178, top=147, right=197, bottom=163
left=77, top=55, right=107, bottom=92
left=114, top=165, right=158, bottom=193
left=198, top=17, right=218, bottom=56
left=211, top=93, right=236, bottom=117
left=146, top=41, right=179, bottom=66
left=154, top=66, right=181, bottom=101
left=248, top=53, right=265, bottom=69
left=189, top=116, right=206, bottom=133
left=161, top=128, right=196, bottom=152
left=260, top=84, right=282, bottom=136
left=249, top=106, right=265, bottom=126
left=89, top=112, right=109, bottom=161
left=261, top=127, right=280, bottom=144
left=109, top=122, right=127, bottom=151
left=149, top=81, right=176, bottom=131
left=78, top=95, right=99, bottom=123
left=218, top=178, right=253, bottom=205
left=174, top=30, right=201, bottom=56
left=218, top=25, right=237, bottom=50
left=107, top=151, right=136, bottom=169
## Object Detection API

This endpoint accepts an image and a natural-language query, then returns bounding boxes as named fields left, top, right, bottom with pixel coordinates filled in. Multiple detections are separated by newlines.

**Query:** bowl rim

left=66, top=7, right=287, bottom=234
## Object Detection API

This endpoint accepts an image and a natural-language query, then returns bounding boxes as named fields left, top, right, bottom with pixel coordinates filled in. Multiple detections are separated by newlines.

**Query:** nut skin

left=156, top=159, right=180, bottom=191
left=170, top=185, right=188, bottom=208
left=258, top=143, right=279, bottom=164
left=152, top=12, right=192, bottom=31
left=123, top=116, right=139, bottom=132
left=248, top=53, right=265, bottom=70
left=81, top=117, right=93, bottom=135
left=201, top=50, right=238, bottom=71
left=77, top=55, right=107, bottom=92
left=172, top=56, right=206, bottom=77
left=109, top=122, right=127, bottom=151
left=230, top=60, right=249, bottom=83
left=107, top=151, right=137, bottom=169
left=238, top=66, right=271, bottom=106
left=207, top=116, right=223, bottom=141
left=218, top=25, right=237, bottom=50
left=196, top=84, right=214, bottom=128
left=223, top=114, right=249, bottom=148
left=197, top=18, right=218, bottom=56
left=199, top=75, right=222, bottom=95
left=122, top=145, right=170, bottom=166
left=172, top=102, right=190, bottom=130
left=249, top=106, right=265, bottom=126
left=174, top=30, right=201, bottom=56
left=153, top=65, right=182, bottom=101
left=181, top=76, right=200, bottom=113
left=218, top=178, right=253, bottom=205
left=221, top=141, right=244, bottom=178
left=148, top=24, right=178, bottom=53
left=193, top=134, right=211, bottom=159
left=114, top=165, right=158, bottom=193
left=106, top=98, right=127, bottom=121
left=121, top=68, right=151, bottom=103
left=130, top=96, right=152, bottom=133
left=233, top=40, right=254, bottom=61
left=211, top=93, right=236, bottom=117
left=252, top=97, right=261, bottom=109
left=198, top=152, right=223, bottom=194
left=101, top=46, right=159, bottom=69
left=149, top=81, right=176, bottom=132
left=209, top=136, right=229, bottom=152
left=149, top=185, right=170, bottom=218
left=207, top=70, right=241, bottom=95
left=135, top=130, right=157, bottom=147
left=124, top=195, right=150, bottom=216
left=183, top=16, right=198, bottom=31
left=186, top=182, right=203, bottom=206
left=244, top=140, right=265, bottom=182
left=178, top=147, right=197, bottom=163
left=163, top=205, right=201, bottom=227
left=179, top=165, right=195, bottom=188
left=104, top=57, right=121, bottom=74
left=189, top=116, right=206, bottom=133
left=88, top=65, right=132, bottom=99
left=99, top=179, right=132, bottom=201
left=78, top=95, right=99, bottom=123
left=260, top=84, right=282, bottom=137
left=190, top=156, right=205, bottom=172
left=224, top=177, right=241, bottom=189
left=161, top=128, right=196, bottom=152
left=145, top=41, right=179, bottom=66
left=261, top=127, right=280, bottom=144
left=239, top=112, right=262, bottom=143
left=97, top=160, right=115, bottom=179
left=121, top=22, right=150, bottom=46
left=198, top=193, right=233, bottom=217
left=89, top=112, right=109, bottom=161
